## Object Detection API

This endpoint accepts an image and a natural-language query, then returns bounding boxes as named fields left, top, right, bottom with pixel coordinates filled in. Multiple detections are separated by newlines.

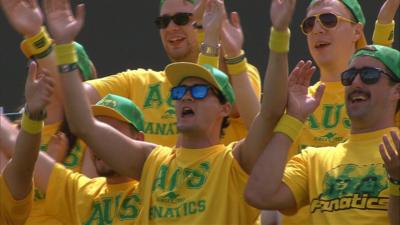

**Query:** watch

left=200, top=42, right=220, bottom=57
left=389, top=176, right=400, bottom=185
left=24, top=105, right=47, bottom=121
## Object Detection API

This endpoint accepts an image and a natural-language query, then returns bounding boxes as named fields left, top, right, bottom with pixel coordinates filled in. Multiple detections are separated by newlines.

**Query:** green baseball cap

left=92, top=94, right=145, bottom=132
left=309, top=0, right=367, bottom=48
left=351, top=45, right=400, bottom=79
left=74, top=42, right=93, bottom=81
left=165, top=62, right=235, bottom=106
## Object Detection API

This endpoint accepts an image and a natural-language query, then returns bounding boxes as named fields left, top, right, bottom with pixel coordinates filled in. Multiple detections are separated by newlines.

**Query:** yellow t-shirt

left=283, top=128, right=397, bottom=225
left=282, top=81, right=351, bottom=225
left=136, top=143, right=260, bottom=225
left=86, top=65, right=261, bottom=147
left=0, top=175, right=33, bottom=225
left=43, top=163, right=140, bottom=225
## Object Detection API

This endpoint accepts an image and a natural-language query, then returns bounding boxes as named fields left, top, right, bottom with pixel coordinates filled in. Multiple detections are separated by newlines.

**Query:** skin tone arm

left=232, top=0, right=295, bottom=174
left=2, top=61, right=54, bottom=200
left=380, top=131, right=400, bottom=225
left=0, top=116, right=18, bottom=159
left=43, top=0, right=156, bottom=180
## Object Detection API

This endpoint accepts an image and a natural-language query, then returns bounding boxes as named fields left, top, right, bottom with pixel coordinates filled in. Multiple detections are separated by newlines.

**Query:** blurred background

left=0, top=0, right=398, bottom=113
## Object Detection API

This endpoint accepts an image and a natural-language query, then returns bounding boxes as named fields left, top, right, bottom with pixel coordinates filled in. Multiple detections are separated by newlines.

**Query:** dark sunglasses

left=341, top=67, right=398, bottom=86
left=155, top=12, right=193, bottom=29
left=300, top=12, right=355, bottom=35
left=171, top=84, right=219, bottom=100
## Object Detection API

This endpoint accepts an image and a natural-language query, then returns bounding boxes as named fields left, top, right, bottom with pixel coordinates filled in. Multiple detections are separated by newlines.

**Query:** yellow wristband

left=389, top=181, right=400, bottom=197
left=269, top=27, right=290, bottom=53
left=55, top=43, right=78, bottom=65
left=198, top=53, right=219, bottom=68
left=21, top=112, right=44, bottom=135
left=226, top=58, right=248, bottom=76
left=273, top=114, right=304, bottom=141
left=373, top=20, right=395, bottom=47
left=20, top=26, right=53, bottom=58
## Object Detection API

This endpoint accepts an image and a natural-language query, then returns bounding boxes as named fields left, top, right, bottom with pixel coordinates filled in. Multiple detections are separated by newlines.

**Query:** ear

left=393, top=83, right=400, bottom=100
left=352, top=23, right=363, bottom=43
left=134, top=131, right=146, bottom=142
left=220, top=102, right=232, bottom=117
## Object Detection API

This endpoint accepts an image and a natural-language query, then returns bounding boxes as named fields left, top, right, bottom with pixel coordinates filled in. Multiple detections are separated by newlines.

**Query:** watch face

left=201, top=43, right=219, bottom=56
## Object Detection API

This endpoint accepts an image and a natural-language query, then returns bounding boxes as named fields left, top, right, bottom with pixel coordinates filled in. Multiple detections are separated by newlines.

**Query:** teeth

left=352, top=96, right=367, bottom=101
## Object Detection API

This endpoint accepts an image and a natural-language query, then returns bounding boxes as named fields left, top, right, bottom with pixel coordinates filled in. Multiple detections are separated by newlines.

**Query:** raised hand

left=1, top=0, right=43, bottom=37
left=287, top=60, right=324, bottom=122
left=270, top=0, right=296, bottom=31
left=25, top=61, right=55, bottom=114
left=43, top=0, right=85, bottom=44
left=221, top=12, right=243, bottom=57
left=380, top=131, right=400, bottom=180
left=202, top=0, right=226, bottom=45
left=193, top=0, right=208, bottom=25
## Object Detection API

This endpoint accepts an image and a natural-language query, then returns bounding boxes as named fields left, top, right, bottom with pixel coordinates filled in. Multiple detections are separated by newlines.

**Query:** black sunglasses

left=171, top=84, right=219, bottom=100
left=155, top=12, right=193, bottom=29
left=341, top=67, right=398, bottom=86
left=300, top=12, right=355, bottom=35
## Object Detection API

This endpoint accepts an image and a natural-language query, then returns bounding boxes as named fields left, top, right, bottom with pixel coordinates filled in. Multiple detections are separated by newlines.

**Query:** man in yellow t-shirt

left=281, top=0, right=398, bottom=224
left=246, top=45, right=400, bottom=224
left=0, top=61, right=53, bottom=224
left=31, top=94, right=144, bottom=224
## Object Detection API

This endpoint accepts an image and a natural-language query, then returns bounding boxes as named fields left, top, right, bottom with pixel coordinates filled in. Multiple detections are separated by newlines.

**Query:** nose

left=166, top=19, right=180, bottom=30
left=311, top=18, right=326, bottom=34
left=181, top=89, right=194, bottom=101
left=350, top=73, right=364, bottom=87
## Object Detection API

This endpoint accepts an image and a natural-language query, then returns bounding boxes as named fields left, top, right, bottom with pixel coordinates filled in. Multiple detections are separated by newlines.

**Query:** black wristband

left=58, top=63, right=79, bottom=74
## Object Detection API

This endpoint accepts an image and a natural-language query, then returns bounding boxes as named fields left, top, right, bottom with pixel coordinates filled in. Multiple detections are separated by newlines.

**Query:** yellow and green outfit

left=0, top=175, right=33, bottom=225
left=43, top=163, right=140, bottom=225
left=283, top=128, right=398, bottom=225
left=136, top=143, right=260, bottom=224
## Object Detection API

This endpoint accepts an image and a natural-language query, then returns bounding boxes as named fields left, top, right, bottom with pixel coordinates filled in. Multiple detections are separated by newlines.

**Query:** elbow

left=68, top=118, right=95, bottom=140
left=244, top=184, right=272, bottom=210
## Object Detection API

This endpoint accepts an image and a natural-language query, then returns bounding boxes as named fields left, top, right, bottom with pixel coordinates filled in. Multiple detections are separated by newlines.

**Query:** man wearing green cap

left=5, top=94, right=145, bottom=224
left=279, top=0, right=398, bottom=224
left=245, top=45, right=400, bottom=225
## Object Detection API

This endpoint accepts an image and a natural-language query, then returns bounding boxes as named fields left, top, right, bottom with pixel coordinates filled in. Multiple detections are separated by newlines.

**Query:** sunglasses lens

left=155, top=16, right=170, bottom=29
left=302, top=16, right=316, bottom=34
left=319, top=13, right=338, bottom=29
left=191, top=85, right=209, bottom=99
left=341, top=69, right=356, bottom=86
left=171, top=86, right=187, bottom=100
left=359, top=68, right=381, bottom=84
left=173, top=13, right=191, bottom=26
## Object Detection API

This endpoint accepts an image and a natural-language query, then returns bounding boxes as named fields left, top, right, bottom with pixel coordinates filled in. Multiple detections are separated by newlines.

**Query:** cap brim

left=356, top=31, right=367, bottom=49
left=92, top=105, right=131, bottom=125
left=166, top=62, right=219, bottom=88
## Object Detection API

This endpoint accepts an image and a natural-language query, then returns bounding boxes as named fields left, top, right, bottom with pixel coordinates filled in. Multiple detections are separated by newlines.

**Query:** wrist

left=268, top=27, right=290, bottom=53
left=21, top=111, right=44, bottom=134
left=24, top=105, right=47, bottom=121
left=224, top=50, right=247, bottom=76
left=273, top=114, right=304, bottom=141
left=55, top=43, right=79, bottom=74
left=200, top=42, right=220, bottom=57
left=20, top=26, right=53, bottom=59
left=388, top=176, right=400, bottom=197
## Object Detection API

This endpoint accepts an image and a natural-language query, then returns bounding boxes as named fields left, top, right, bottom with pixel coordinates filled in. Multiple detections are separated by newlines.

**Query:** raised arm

left=380, top=131, right=400, bottom=225
left=43, top=0, right=156, bottom=180
left=2, top=61, right=53, bottom=200
left=372, top=0, right=399, bottom=46
left=220, top=10, right=260, bottom=129
left=232, top=0, right=295, bottom=174
left=244, top=60, right=325, bottom=210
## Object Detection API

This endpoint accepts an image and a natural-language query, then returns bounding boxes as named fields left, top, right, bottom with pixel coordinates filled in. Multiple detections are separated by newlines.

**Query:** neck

left=179, top=131, right=220, bottom=149
left=350, top=118, right=395, bottom=134
left=319, top=63, right=348, bottom=82
left=106, top=175, right=133, bottom=185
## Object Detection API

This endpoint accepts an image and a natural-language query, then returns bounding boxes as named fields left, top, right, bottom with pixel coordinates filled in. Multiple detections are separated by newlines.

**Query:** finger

left=75, top=4, right=85, bottom=29
left=298, top=60, right=312, bottom=85
left=27, top=60, right=38, bottom=81
left=383, top=134, right=398, bottom=160
left=379, top=143, right=390, bottom=170
left=303, top=65, right=316, bottom=87
left=230, top=11, right=242, bottom=29
left=313, top=83, right=325, bottom=106
left=390, top=131, right=400, bottom=157
left=288, top=67, right=300, bottom=86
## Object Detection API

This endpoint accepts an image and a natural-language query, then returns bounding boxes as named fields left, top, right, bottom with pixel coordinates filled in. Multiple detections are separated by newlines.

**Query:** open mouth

left=181, top=107, right=195, bottom=118
left=315, top=41, right=331, bottom=49
left=168, top=36, right=185, bottom=45
left=348, top=90, right=370, bottom=104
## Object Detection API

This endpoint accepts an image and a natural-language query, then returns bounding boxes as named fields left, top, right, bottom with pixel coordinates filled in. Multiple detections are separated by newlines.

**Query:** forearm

left=0, top=116, right=19, bottom=158
left=229, top=65, right=260, bottom=129
left=33, top=152, right=57, bottom=193
left=388, top=196, right=400, bottom=225
left=2, top=129, right=41, bottom=200
left=245, top=132, right=292, bottom=208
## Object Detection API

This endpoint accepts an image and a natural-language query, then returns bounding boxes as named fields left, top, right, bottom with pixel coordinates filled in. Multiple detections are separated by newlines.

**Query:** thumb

left=313, top=83, right=326, bottom=106
left=230, top=11, right=241, bottom=29
left=75, top=4, right=86, bottom=31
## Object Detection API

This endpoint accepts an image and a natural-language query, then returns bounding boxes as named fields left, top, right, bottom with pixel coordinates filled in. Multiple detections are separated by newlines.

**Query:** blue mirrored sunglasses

left=171, top=84, right=218, bottom=100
